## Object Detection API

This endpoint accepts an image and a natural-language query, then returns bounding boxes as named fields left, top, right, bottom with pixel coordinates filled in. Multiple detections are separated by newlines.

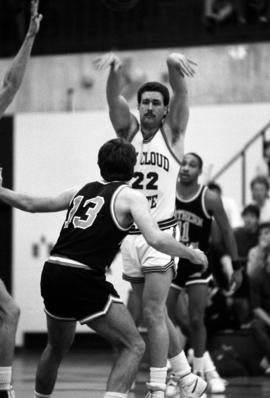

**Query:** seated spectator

left=208, top=181, right=243, bottom=228
left=247, top=221, right=270, bottom=277
left=251, top=175, right=270, bottom=223
left=203, top=0, right=234, bottom=29
left=255, top=140, right=270, bottom=179
left=234, top=204, right=260, bottom=259
left=235, top=0, right=270, bottom=24
left=229, top=204, right=260, bottom=327
left=250, top=245, right=270, bottom=375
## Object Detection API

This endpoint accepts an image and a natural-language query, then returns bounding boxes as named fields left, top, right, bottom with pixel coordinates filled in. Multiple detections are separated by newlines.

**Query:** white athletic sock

left=193, top=356, right=205, bottom=375
left=0, top=367, right=12, bottom=390
left=34, top=391, right=51, bottom=398
left=149, top=367, right=167, bottom=387
left=203, top=351, right=216, bottom=373
left=104, top=392, right=127, bottom=398
left=169, top=351, right=191, bottom=377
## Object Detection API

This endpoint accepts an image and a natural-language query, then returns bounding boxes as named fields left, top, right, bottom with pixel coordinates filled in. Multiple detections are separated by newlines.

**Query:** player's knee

left=46, top=340, right=72, bottom=359
left=134, top=334, right=145, bottom=359
left=189, top=312, right=204, bottom=330
left=143, top=303, right=165, bottom=328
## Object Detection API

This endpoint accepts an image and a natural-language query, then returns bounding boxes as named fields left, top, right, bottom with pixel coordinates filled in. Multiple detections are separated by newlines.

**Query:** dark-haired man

left=251, top=175, right=270, bottom=223
left=166, top=153, right=241, bottom=396
left=0, top=138, right=208, bottom=398
left=94, top=53, right=207, bottom=398
left=0, top=1, right=41, bottom=397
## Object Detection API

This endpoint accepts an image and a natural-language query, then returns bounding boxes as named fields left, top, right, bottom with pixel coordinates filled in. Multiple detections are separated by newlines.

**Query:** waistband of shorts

left=128, top=216, right=177, bottom=235
left=47, top=255, right=97, bottom=272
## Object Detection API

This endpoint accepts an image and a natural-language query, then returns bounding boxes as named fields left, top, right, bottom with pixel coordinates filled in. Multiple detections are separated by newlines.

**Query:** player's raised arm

left=93, top=52, right=137, bottom=140
left=164, top=52, right=196, bottom=158
left=0, top=0, right=42, bottom=118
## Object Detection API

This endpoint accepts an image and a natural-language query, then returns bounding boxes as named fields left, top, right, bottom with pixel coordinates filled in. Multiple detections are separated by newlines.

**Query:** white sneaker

left=205, top=370, right=226, bottom=393
left=179, top=372, right=207, bottom=398
left=146, top=382, right=166, bottom=398
left=165, top=374, right=180, bottom=398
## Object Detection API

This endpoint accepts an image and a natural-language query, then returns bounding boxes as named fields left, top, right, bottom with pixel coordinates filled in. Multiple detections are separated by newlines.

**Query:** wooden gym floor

left=12, top=348, right=270, bottom=398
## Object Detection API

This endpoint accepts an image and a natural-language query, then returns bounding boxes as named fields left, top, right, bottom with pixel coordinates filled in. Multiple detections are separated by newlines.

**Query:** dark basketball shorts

left=41, top=261, right=122, bottom=324
left=171, top=257, right=212, bottom=290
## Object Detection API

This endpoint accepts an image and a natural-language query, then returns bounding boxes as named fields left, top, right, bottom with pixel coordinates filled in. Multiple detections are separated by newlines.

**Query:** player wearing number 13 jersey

left=0, top=138, right=208, bottom=398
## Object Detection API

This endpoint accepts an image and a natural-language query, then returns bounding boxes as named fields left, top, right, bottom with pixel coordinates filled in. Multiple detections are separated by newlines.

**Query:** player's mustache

left=144, top=111, right=155, bottom=116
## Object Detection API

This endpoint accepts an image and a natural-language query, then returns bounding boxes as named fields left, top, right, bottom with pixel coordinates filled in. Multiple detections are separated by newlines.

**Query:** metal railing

left=211, top=121, right=270, bottom=206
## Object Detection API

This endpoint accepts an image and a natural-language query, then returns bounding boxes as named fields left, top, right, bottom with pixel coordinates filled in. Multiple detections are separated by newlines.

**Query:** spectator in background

left=230, top=204, right=260, bottom=327
left=209, top=204, right=259, bottom=328
left=203, top=0, right=234, bottom=28
left=208, top=181, right=243, bottom=228
left=255, top=140, right=270, bottom=179
left=251, top=176, right=270, bottom=223
left=247, top=222, right=270, bottom=277
left=250, top=245, right=270, bottom=375
left=235, top=0, right=270, bottom=24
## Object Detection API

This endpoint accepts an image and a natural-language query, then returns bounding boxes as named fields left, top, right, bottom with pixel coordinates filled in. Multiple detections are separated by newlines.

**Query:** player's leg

left=86, top=301, right=145, bottom=395
left=166, top=289, right=207, bottom=398
left=0, top=279, right=20, bottom=395
left=34, top=315, right=76, bottom=396
left=187, top=283, right=208, bottom=375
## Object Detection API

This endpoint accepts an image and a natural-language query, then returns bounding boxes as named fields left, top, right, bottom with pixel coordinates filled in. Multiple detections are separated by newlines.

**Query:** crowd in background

left=203, top=0, right=270, bottom=29
left=201, top=141, right=270, bottom=375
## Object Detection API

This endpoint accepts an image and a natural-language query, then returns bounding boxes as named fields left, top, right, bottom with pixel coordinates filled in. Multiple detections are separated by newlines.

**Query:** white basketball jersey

left=130, top=127, right=181, bottom=227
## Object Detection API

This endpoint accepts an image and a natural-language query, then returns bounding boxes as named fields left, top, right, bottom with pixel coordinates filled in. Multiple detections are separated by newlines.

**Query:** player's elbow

left=22, top=199, right=37, bottom=213
left=145, top=233, right=163, bottom=251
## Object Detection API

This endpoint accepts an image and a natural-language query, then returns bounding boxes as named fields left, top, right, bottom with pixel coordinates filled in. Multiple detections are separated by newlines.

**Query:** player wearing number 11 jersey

left=166, top=152, right=241, bottom=395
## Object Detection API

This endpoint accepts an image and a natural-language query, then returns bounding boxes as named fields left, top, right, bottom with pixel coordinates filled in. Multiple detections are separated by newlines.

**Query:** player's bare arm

left=0, top=0, right=42, bottom=118
left=206, top=190, right=238, bottom=260
left=93, top=52, right=137, bottom=140
left=164, top=53, right=197, bottom=159
left=0, top=169, right=77, bottom=212
left=206, top=189, right=242, bottom=288
left=119, top=187, right=208, bottom=267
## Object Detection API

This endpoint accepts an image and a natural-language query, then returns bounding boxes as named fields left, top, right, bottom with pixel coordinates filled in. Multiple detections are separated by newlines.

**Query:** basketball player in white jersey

left=94, top=53, right=207, bottom=398
left=0, top=2, right=41, bottom=397
left=0, top=138, right=207, bottom=398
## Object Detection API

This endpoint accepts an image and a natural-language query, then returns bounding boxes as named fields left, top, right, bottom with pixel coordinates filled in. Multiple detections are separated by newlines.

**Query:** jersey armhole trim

left=110, top=185, right=133, bottom=231
left=161, top=126, right=182, bottom=166
left=202, top=186, right=212, bottom=219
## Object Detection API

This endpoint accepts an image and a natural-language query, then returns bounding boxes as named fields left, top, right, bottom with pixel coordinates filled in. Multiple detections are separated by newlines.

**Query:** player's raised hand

left=93, top=52, right=122, bottom=72
left=27, top=0, right=43, bottom=38
left=167, top=52, right=197, bottom=78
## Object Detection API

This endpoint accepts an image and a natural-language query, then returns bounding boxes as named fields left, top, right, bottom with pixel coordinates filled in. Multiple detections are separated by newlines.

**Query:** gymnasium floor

left=12, top=348, right=270, bottom=398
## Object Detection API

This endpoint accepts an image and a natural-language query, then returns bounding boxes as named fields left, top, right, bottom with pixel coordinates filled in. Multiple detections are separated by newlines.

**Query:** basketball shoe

left=166, top=372, right=207, bottom=398
left=205, top=369, right=226, bottom=393
left=145, top=382, right=166, bottom=398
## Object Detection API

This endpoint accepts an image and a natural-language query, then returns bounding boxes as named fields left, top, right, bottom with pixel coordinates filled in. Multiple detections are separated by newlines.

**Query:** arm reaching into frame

left=0, top=168, right=77, bottom=213
left=0, top=0, right=42, bottom=118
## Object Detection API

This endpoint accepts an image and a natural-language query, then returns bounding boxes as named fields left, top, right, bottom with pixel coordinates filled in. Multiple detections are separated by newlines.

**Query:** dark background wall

left=1, top=0, right=270, bottom=57
left=0, top=116, right=13, bottom=292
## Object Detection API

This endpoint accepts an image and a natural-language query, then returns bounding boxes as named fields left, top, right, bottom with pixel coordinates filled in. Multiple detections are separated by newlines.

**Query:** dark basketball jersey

left=50, top=181, right=131, bottom=272
left=175, top=185, right=212, bottom=252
